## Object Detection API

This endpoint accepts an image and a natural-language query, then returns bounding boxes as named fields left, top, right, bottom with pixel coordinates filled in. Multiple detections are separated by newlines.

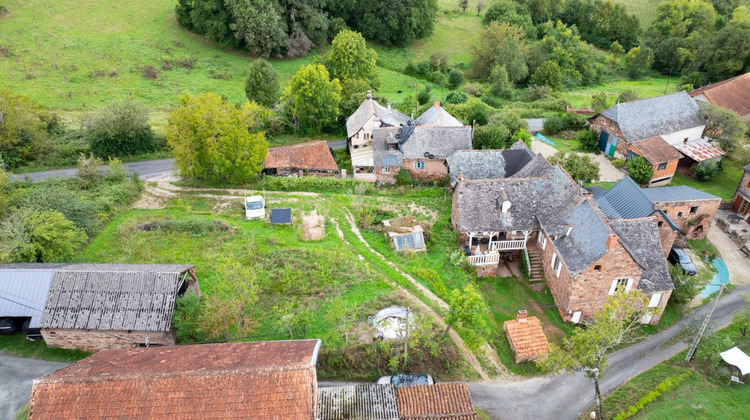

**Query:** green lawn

left=0, top=334, right=89, bottom=362
left=671, top=161, right=744, bottom=201
left=558, top=75, right=677, bottom=109
left=614, top=0, right=661, bottom=28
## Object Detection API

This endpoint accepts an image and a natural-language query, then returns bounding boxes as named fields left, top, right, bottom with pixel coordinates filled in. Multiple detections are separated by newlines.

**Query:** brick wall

left=375, top=167, right=397, bottom=184
left=540, top=230, right=643, bottom=322
left=403, top=159, right=448, bottom=181
left=42, top=329, right=176, bottom=352
left=654, top=199, right=721, bottom=240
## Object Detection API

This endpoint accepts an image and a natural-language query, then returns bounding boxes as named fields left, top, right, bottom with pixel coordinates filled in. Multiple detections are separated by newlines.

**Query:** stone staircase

left=527, top=249, right=545, bottom=283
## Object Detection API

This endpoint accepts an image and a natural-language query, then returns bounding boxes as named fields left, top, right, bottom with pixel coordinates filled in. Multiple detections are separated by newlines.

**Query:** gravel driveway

left=0, top=353, right=67, bottom=419
left=531, top=139, right=625, bottom=183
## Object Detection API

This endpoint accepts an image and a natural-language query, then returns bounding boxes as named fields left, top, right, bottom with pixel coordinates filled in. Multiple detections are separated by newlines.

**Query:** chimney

left=501, top=200, right=512, bottom=214
left=607, top=234, right=619, bottom=249
left=433, top=101, right=441, bottom=108
left=366, top=90, right=372, bottom=99
left=458, top=172, right=464, bottom=181
left=517, top=310, right=528, bottom=322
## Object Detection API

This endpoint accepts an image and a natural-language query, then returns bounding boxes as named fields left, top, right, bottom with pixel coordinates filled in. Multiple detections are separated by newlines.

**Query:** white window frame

left=555, top=259, right=562, bottom=278
left=541, top=236, right=547, bottom=251
left=609, top=278, right=633, bottom=295
left=382, top=166, right=391, bottom=174
left=550, top=253, right=557, bottom=269
left=648, top=293, right=662, bottom=308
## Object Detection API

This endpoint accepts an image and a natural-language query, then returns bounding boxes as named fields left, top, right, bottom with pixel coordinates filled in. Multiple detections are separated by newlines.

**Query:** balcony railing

left=466, top=253, right=501, bottom=266
left=489, top=239, right=526, bottom=251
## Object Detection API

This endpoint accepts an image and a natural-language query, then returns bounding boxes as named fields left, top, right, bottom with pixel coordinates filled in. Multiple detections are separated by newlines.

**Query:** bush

left=610, top=41, right=625, bottom=55
left=172, top=291, right=207, bottom=343
left=0, top=209, right=87, bottom=263
left=76, top=153, right=104, bottom=188
left=525, top=85, right=553, bottom=101
left=627, top=156, right=654, bottom=184
left=474, top=124, right=511, bottom=149
left=591, top=91, right=610, bottom=112
left=694, top=161, right=721, bottom=181
left=247, top=175, right=375, bottom=194
left=544, top=114, right=586, bottom=135
left=445, top=91, right=468, bottom=104
left=530, top=61, right=562, bottom=90
left=578, top=130, right=600, bottom=152
left=549, top=152, right=600, bottom=184
left=137, top=220, right=234, bottom=237
left=417, top=88, right=431, bottom=105
left=86, top=98, right=156, bottom=158
left=543, top=115, right=565, bottom=134
left=613, top=372, right=692, bottom=420
left=106, top=157, right=129, bottom=180
left=245, top=60, right=280, bottom=107
left=395, top=168, right=413, bottom=186
left=447, top=68, right=464, bottom=89
left=669, top=264, right=701, bottom=305
left=611, top=158, right=626, bottom=169
left=444, top=98, right=492, bottom=126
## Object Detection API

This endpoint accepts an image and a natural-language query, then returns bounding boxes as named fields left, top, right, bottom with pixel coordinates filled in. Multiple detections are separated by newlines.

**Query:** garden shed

left=382, top=217, right=426, bottom=252
left=370, top=306, right=413, bottom=340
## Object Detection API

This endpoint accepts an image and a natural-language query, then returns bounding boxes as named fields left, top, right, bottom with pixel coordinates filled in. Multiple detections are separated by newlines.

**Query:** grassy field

left=671, top=160, right=744, bottom=201
left=557, top=75, right=677, bottom=109
left=600, top=322, right=750, bottom=419
left=0, top=334, right=89, bottom=362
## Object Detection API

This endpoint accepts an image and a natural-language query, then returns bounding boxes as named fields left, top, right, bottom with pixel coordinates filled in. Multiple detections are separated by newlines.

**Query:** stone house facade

left=651, top=197, right=721, bottom=240
left=731, top=164, right=750, bottom=219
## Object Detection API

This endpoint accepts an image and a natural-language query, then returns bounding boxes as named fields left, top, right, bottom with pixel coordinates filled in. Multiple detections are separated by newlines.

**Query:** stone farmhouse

left=34, top=263, right=200, bottom=351
left=588, top=91, right=724, bottom=185
left=451, top=146, right=673, bottom=324
left=446, top=141, right=535, bottom=187
left=264, top=140, right=338, bottom=176
left=690, top=72, right=750, bottom=122
left=346, top=92, right=472, bottom=183
left=590, top=176, right=721, bottom=247
left=731, top=164, right=750, bottom=220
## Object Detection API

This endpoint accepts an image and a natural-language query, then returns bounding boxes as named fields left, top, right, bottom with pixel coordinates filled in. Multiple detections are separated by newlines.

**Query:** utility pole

left=685, top=284, right=724, bottom=362
left=404, top=307, right=410, bottom=371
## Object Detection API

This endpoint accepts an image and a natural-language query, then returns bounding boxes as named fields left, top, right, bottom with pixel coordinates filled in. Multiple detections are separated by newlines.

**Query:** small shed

left=264, top=140, right=339, bottom=176
left=383, top=217, right=426, bottom=252
left=503, top=310, right=550, bottom=364
left=370, top=306, right=413, bottom=340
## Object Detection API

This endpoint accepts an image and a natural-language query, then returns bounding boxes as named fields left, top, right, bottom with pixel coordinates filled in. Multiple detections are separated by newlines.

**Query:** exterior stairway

left=527, top=249, right=545, bottom=283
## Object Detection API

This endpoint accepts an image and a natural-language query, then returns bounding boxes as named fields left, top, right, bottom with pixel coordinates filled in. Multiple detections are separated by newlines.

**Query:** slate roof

left=600, top=92, right=705, bottom=142
left=415, top=102, right=464, bottom=127
left=265, top=140, right=338, bottom=172
left=553, top=200, right=612, bottom=276
left=503, top=316, right=550, bottom=361
left=396, top=383, right=477, bottom=420
left=640, top=185, right=720, bottom=203
left=372, top=126, right=473, bottom=166
left=502, top=149, right=534, bottom=177
left=0, top=267, right=56, bottom=328
left=28, top=340, right=321, bottom=420
left=318, top=385, right=399, bottom=420
left=674, top=139, right=725, bottom=163
left=744, top=164, right=750, bottom=173
left=346, top=97, right=410, bottom=138
left=631, top=136, right=684, bottom=164
left=41, top=264, right=194, bottom=332
left=446, top=150, right=506, bottom=187
left=609, top=219, right=674, bottom=293
left=690, top=73, right=750, bottom=117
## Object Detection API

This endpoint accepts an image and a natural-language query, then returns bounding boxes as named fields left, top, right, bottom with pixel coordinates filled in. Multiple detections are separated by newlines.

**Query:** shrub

left=172, top=291, right=207, bottom=343
left=611, top=158, right=627, bottom=169
left=417, top=88, right=431, bottom=105
left=613, top=372, right=692, bottom=420
left=106, top=157, right=128, bottom=180
left=246, top=175, right=375, bottom=194
left=694, top=161, right=721, bottom=181
left=525, top=85, right=553, bottom=101
left=444, top=98, right=492, bottom=126
left=474, top=124, right=511, bottom=149
left=627, top=156, right=654, bottom=184
left=137, top=220, right=234, bottom=237
left=445, top=91, right=468, bottom=104
left=578, top=130, right=600, bottom=152
left=530, top=61, right=562, bottom=89
left=543, top=115, right=565, bottom=134
left=549, top=152, right=600, bottom=184
left=76, top=153, right=104, bottom=188
left=0, top=209, right=87, bottom=263
left=86, top=98, right=157, bottom=157
left=591, top=91, right=610, bottom=112
left=447, top=68, right=464, bottom=89
left=544, top=114, right=586, bottom=135
left=617, top=90, right=639, bottom=103
left=610, top=41, right=625, bottom=55
left=140, top=65, right=159, bottom=80
left=669, top=264, right=701, bottom=305
left=395, top=168, right=413, bottom=186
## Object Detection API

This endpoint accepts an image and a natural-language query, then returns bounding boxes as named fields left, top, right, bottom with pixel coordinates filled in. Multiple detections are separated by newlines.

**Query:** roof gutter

left=310, top=339, right=322, bottom=367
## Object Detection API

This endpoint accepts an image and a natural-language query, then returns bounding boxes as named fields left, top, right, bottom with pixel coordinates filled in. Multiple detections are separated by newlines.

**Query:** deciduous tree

left=549, top=152, right=600, bottom=184
left=85, top=98, right=156, bottom=158
left=282, top=64, right=342, bottom=134
left=625, top=46, right=654, bottom=79
left=445, top=283, right=490, bottom=349
left=0, top=209, right=87, bottom=263
left=627, top=155, right=654, bottom=185
left=245, top=59, right=280, bottom=107
left=469, top=22, right=528, bottom=82
left=699, top=102, right=748, bottom=155
left=167, top=93, right=268, bottom=184
left=322, top=30, right=379, bottom=87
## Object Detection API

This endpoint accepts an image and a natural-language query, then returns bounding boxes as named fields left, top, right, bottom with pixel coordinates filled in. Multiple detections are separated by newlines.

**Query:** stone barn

left=40, top=264, right=200, bottom=351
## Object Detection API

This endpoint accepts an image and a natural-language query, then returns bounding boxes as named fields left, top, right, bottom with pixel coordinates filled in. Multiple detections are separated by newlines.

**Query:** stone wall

left=731, top=170, right=750, bottom=212
left=42, top=329, right=176, bottom=352
left=403, top=158, right=448, bottom=181
left=646, top=289, right=673, bottom=325
left=375, top=167, right=397, bottom=184
left=588, top=115, right=628, bottom=156
left=654, top=198, right=721, bottom=240
left=654, top=213, right=679, bottom=256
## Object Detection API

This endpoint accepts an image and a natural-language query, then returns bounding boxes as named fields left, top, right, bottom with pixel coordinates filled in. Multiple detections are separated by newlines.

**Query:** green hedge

left=614, top=371, right=693, bottom=420
left=250, top=176, right=376, bottom=194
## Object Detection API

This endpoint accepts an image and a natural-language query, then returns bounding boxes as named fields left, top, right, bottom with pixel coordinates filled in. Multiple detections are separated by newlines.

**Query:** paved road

left=13, top=140, right=346, bottom=182
left=0, top=353, right=67, bottom=419
left=469, top=285, right=750, bottom=420
left=526, top=118, right=546, bottom=133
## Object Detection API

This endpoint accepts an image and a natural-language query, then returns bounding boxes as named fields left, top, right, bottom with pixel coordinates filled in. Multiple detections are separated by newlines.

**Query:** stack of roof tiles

left=264, top=140, right=339, bottom=172
left=503, top=315, right=549, bottom=364
left=29, top=340, right=321, bottom=420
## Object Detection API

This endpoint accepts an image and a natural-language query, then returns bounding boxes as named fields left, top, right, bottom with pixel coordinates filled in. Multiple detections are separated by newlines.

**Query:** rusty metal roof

left=265, top=140, right=339, bottom=172
left=29, top=340, right=321, bottom=420
left=674, top=139, right=725, bottom=162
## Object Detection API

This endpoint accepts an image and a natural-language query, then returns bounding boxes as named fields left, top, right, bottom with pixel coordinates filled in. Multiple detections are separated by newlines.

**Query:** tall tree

left=227, top=0, right=288, bottom=58
left=624, top=46, right=654, bottom=79
left=282, top=64, right=342, bottom=134
left=539, top=291, right=651, bottom=420
left=167, top=93, right=269, bottom=184
left=469, top=22, right=528, bottom=81
left=245, top=60, right=280, bottom=107
left=0, top=209, right=87, bottom=263
left=699, top=102, right=748, bottom=155
left=322, top=29, right=379, bottom=87
left=0, top=90, right=54, bottom=168
left=350, top=0, right=438, bottom=47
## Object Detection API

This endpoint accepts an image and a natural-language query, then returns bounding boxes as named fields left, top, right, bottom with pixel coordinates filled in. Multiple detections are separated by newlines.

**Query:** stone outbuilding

left=731, top=164, right=750, bottom=220
left=627, top=136, right=685, bottom=186
left=39, top=264, right=200, bottom=351
left=264, top=140, right=339, bottom=176
left=446, top=141, right=535, bottom=187
left=503, top=310, right=549, bottom=363
left=690, top=72, right=750, bottom=122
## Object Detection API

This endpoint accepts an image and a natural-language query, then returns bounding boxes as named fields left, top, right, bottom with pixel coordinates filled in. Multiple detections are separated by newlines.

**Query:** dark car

left=668, top=247, right=697, bottom=275
left=377, top=373, right=434, bottom=387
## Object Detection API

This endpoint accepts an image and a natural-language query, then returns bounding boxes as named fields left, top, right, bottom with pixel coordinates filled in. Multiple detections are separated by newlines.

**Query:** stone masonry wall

left=654, top=213, right=679, bottom=256
left=731, top=171, right=750, bottom=212
left=654, top=199, right=721, bottom=240
left=589, top=115, right=628, bottom=155
left=42, top=329, right=176, bottom=352
left=403, top=159, right=448, bottom=182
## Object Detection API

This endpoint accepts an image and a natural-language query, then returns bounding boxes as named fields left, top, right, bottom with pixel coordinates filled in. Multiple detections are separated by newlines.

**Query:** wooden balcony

left=489, top=239, right=526, bottom=251
left=467, top=252, right=501, bottom=266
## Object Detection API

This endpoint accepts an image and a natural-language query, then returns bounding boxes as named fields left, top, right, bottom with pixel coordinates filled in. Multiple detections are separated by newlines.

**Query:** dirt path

left=340, top=210, right=510, bottom=382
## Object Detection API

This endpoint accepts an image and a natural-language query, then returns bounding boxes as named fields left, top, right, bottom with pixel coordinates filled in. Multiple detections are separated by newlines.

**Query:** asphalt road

left=12, top=140, right=347, bottom=182
left=0, top=353, right=67, bottom=419
left=469, top=285, right=750, bottom=420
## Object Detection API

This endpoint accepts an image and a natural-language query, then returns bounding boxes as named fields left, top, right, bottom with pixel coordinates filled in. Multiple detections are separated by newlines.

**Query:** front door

left=607, top=136, right=618, bottom=157
left=598, top=131, right=610, bottom=153
left=739, top=199, right=750, bottom=219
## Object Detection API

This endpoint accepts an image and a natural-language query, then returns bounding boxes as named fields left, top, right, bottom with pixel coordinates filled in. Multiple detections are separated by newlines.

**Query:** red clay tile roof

left=396, top=383, right=477, bottom=420
left=265, top=140, right=338, bottom=172
left=503, top=316, right=550, bottom=362
left=674, top=139, right=725, bottom=162
left=631, top=136, right=684, bottom=164
left=29, top=340, right=321, bottom=420
left=690, top=73, right=750, bottom=117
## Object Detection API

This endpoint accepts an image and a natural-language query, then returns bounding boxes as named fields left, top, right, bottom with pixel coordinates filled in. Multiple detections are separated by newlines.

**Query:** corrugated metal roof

left=640, top=185, right=720, bottom=202
left=318, top=385, right=399, bottom=420
left=396, top=383, right=477, bottom=420
left=594, top=177, right=655, bottom=219
left=0, top=269, right=56, bottom=328
left=674, top=139, right=725, bottom=162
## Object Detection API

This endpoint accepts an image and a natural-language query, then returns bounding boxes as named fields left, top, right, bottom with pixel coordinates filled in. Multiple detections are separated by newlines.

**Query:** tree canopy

left=167, top=93, right=269, bottom=184
left=322, top=29, right=379, bottom=87
left=282, top=64, right=342, bottom=134
left=85, top=98, right=156, bottom=158
left=245, top=60, right=280, bottom=107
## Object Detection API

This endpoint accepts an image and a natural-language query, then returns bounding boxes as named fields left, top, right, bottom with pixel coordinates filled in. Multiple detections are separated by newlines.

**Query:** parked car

left=668, top=247, right=697, bottom=275
left=244, top=196, right=265, bottom=220
left=376, top=373, right=434, bottom=387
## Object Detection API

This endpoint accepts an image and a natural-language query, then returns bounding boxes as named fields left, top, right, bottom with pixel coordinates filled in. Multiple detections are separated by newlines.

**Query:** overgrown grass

left=556, top=75, right=676, bottom=109
left=0, top=334, right=89, bottom=362
left=671, top=160, right=744, bottom=201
